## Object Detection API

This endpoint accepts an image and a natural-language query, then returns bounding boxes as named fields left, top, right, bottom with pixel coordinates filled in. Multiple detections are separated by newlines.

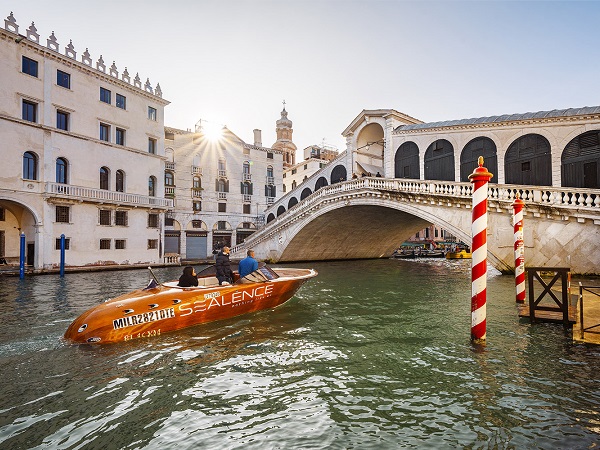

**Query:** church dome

left=276, top=108, right=292, bottom=128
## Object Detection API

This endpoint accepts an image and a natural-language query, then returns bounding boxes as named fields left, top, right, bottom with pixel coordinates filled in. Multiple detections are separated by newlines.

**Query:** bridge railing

left=232, top=177, right=599, bottom=254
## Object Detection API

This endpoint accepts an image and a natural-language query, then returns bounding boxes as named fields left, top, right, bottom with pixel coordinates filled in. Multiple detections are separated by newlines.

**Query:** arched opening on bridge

left=330, top=165, right=347, bottom=184
left=300, top=187, right=312, bottom=200
left=315, top=177, right=328, bottom=191
left=277, top=205, right=286, bottom=216
left=460, top=137, right=498, bottom=183
left=355, top=123, right=384, bottom=176
left=0, top=199, right=39, bottom=267
left=267, top=213, right=275, bottom=223
left=505, top=134, right=552, bottom=186
left=424, top=139, right=455, bottom=181
left=561, top=130, right=600, bottom=188
left=288, top=197, right=298, bottom=209
left=394, top=141, right=420, bottom=179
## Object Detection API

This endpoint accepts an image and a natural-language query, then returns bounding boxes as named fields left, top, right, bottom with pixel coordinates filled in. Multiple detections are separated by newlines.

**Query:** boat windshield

left=235, top=264, right=280, bottom=284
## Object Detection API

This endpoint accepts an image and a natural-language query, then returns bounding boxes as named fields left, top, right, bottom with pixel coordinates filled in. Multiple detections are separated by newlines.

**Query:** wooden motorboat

left=64, top=265, right=317, bottom=345
left=445, top=250, right=472, bottom=259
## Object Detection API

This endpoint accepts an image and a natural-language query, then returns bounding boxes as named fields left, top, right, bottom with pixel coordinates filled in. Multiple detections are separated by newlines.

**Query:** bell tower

left=272, top=101, right=297, bottom=168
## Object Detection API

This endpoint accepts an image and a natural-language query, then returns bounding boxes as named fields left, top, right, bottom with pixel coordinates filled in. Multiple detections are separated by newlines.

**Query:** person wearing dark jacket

left=215, top=246, right=233, bottom=285
left=178, top=266, right=198, bottom=287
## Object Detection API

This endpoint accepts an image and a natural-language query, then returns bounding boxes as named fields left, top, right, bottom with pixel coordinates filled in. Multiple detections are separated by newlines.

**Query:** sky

left=7, top=0, right=600, bottom=155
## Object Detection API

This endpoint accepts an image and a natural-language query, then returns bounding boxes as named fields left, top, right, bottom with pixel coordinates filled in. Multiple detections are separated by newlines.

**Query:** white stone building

left=163, top=124, right=284, bottom=260
left=283, top=157, right=328, bottom=194
left=0, top=13, right=171, bottom=270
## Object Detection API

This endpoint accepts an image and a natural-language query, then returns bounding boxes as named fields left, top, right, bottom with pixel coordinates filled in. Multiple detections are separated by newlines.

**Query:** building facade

left=0, top=13, right=171, bottom=270
left=163, top=125, right=284, bottom=260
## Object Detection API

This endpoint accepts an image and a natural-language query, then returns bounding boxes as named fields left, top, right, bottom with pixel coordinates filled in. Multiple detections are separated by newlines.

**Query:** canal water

left=0, top=259, right=599, bottom=449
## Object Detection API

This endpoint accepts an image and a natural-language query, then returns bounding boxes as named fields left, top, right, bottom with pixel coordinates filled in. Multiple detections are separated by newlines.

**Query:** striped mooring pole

left=468, top=156, right=493, bottom=344
left=512, top=193, right=526, bottom=303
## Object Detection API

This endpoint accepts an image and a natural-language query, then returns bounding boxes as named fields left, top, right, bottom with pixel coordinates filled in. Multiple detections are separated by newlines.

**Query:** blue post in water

left=60, top=234, right=66, bottom=278
left=19, top=232, right=25, bottom=279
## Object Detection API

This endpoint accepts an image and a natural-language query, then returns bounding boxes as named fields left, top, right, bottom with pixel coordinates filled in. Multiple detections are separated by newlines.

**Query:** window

left=100, top=167, right=109, bottom=190
left=116, top=170, right=125, bottom=192
left=291, top=169, right=297, bottom=175
left=148, top=176, right=156, bottom=196
left=56, top=158, right=68, bottom=184
left=100, top=123, right=110, bottom=142
left=243, top=204, right=251, bottom=214
left=243, top=162, right=250, bottom=174
left=304, top=164, right=308, bottom=170
left=217, top=179, right=227, bottom=192
left=193, top=201, right=202, bottom=212
left=218, top=203, right=226, bottom=212
left=193, top=177, right=201, bottom=189
left=165, top=217, right=174, bottom=226
left=100, top=87, right=111, bottom=104
left=100, top=239, right=111, bottom=250
left=148, top=239, right=158, bottom=249
left=57, top=70, right=70, bottom=88
left=267, top=166, right=274, bottom=177
left=23, top=152, right=37, bottom=180
left=148, top=138, right=157, bottom=154
left=116, top=94, right=126, bottom=109
left=283, top=173, right=286, bottom=178
left=115, top=210, right=128, bottom=226
left=148, top=214, right=159, bottom=228
left=116, top=128, right=125, bottom=145
left=99, top=209, right=111, bottom=225
left=115, top=239, right=126, bottom=249
left=267, top=152, right=273, bottom=159
left=22, top=56, right=38, bottom=77
left=217, top=221, right=227, bottom=230
left=57, top=110, right=69, bottom=131
left=148, top=106, right=157, bottom=121
left=55, top=205, right=70, bottom=223
left=165, top=171, right=174, bottom=186
left=218, top=159, right=226, bottom=171
left=22, top=100, right=37, bottom=122
left=191, top=220, right=203, bottom=228
left=55, top=238, right=70, bottom=250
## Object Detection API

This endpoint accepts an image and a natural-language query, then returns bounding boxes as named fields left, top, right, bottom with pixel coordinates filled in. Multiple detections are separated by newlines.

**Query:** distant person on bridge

left=376, top=171, right=382, bottom=177
left=216, top=246, right=234, bottom=285
left=238, top=249, right=259, bottom=278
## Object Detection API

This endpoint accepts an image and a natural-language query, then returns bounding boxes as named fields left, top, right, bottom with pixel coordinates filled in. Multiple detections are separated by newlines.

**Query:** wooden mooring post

left=519, top=267, right=575, bottom=326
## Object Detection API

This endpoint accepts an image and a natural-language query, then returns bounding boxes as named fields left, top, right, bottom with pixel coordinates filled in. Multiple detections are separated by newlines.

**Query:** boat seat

left=163, top=276, right=220, bottom=289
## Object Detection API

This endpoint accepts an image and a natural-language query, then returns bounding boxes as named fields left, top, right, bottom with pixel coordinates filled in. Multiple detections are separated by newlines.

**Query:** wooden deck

left=573, top=285, right=600, bottom=345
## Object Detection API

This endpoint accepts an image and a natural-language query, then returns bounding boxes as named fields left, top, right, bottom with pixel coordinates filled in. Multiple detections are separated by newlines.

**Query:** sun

left=202, top=120, right=224, bottom=141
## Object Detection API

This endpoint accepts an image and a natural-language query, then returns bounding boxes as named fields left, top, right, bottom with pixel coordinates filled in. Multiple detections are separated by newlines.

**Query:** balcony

left=165, top=162, right=175, bottom=170
left=218, top=192, right=227, bottom=200
left=218, top=170, right=227, bottom=178
left=192, top=166, right=202, bottom=175
left=266, top=176, right=275, bottom=185
left=243, top=194, right=252, bottom=203
left=165, top=186, right=175, bottom=198
left=192, top=188, right=203, bottom=198
left=45, top=182, right=173, bottom=208
left=267, top=197, right=275, bottom=206
left=243, top=173, right=252, bottom=182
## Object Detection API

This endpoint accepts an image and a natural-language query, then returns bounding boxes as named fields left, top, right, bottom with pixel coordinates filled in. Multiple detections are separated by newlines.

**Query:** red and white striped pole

left=468, top=156, right=493, bottom=344
left=512, top=193, right=526, bottom=303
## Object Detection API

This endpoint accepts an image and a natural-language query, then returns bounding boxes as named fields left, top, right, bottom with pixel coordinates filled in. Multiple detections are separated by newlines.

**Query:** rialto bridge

left=232, top=107, right=600, bottom=275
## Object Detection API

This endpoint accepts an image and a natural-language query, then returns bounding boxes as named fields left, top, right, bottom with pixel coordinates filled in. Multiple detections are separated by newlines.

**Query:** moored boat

left=64, top=265, right=317, bottom=345
left=445, top=249, right=472, bottom=259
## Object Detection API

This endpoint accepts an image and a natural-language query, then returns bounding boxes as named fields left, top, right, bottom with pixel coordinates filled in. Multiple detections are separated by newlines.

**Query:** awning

left=356, top=161, right=383, bottom=177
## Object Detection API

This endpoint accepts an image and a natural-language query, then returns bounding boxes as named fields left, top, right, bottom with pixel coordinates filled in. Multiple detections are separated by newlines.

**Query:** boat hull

left=64, top=268, right=317, bottom=345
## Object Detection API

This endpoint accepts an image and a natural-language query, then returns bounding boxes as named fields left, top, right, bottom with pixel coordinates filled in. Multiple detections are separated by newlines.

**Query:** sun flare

left=202, top=120, right=224, bottom=141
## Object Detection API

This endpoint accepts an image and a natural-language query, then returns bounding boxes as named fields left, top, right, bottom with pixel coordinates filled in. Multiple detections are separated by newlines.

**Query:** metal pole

left=512, top=193, right=526, bottom=303
left=468, top=156, right=493, bottom=344
left=60, top=234, right=66, bottom=277
left=19, top=232, right=25, bottom=280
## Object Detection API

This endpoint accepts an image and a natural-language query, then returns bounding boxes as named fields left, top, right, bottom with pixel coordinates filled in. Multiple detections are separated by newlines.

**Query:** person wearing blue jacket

left=238, top=249, right=259, bottom=278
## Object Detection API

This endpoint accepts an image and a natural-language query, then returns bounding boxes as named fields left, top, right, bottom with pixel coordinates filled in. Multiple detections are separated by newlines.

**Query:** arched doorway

left=330, top=165, right=347, bottom=184
left=277, top=205, right=286, bottom=216
left=288, top=197, right=298, bottom=209
left=424, top=139, right=455, bottom=181
left=0, top=199, right=39, bottom=267
left=395, top=141, right=420, bottom=179
left=460, top=137, right=498, bottom=183
left=267, top=213, right=275, bottom=223
left=562, top=130, right=600, bottom=188
left=505, top=134, right=552, bottom=186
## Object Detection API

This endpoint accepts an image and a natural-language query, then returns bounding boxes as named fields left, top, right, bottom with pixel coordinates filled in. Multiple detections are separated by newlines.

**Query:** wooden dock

left=573, top=284, right=600, bottom=345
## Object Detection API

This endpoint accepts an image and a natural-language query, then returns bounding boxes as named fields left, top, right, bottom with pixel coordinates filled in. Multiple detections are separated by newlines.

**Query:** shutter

left=225, top=180, right=229, bottom=192
left=265, top=185, right=268, bottom=196
left=215, top=179, right=219, bottom=191
left=240, top=181, right=244, bottom=193
left=249, top=183, right=253, bottom=195
left=273, top=186, right=276, bottom=196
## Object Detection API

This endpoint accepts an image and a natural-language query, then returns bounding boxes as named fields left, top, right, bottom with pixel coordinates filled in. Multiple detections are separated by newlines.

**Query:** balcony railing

left=243, top=194, right=252, bottom=203
left=243, top=173, right=252, bottom=181
left=165, top=186, right=175, bottom=198
left=45, top=182, right=173, bottom=208
left=165, top=162, right=175, bottom=170
left=218, top=170, right=227, bottom=178
left=266, top=197, right=275, bottom=205
left=266, top=176, right=275, bottom=185
left=192, top=188, right=203, bottom=198
left=218, top=192, right=227, bottom=200
left=192, top=166, right=202, bottom=175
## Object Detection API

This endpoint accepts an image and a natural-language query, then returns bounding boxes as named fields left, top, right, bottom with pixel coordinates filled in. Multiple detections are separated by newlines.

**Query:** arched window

left=193, top=176, right=201, bottom=189
left=315, top=176, right=328, bottom=191
left=267, top=165, right=274, bottom=178
left=562, top=130, right=600, bottom=188
left=395, top=141, right=420, bottom=179
left=217, top=179, right=226, bottom=192
left=56, top=158, right=68, bottom=184
left=265, top=185, right=276, bottom=197
left=100, top=166, right=110, bottom=190
left=460, top=137, right=498, bottom=183
left=424, top=139, right=454, bottom=181
left=165, top=171, right=174, bottom=186
left=243, top=161, right=250, bottom=174
left=148, top=176, right=156, bottom=197
left=300, top=187, right=312, bottom=200
left=241, top=182, right=251, bottom=195
left=330, top=165, right=347, bottom=184
left=116, top=170, right=125, bottom=192
left=505, top=134, right=551, bottom=186
left=23, top=151, right=37, bottom=180
left=277, top=205, right=286, bottom=216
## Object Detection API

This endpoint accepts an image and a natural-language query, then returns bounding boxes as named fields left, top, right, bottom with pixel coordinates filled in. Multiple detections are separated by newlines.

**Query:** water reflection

left=0, top=260, right=599, bottom=449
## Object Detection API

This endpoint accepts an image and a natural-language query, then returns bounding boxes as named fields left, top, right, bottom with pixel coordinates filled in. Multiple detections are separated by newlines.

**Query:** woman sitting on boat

left=178, top=266, right=199, bottom=287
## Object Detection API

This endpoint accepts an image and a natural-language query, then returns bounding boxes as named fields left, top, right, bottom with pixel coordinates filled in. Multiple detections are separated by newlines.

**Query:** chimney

left=253, top=129, right=262, bottom=147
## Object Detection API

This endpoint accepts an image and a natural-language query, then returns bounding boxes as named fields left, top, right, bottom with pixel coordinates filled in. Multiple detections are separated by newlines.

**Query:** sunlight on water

left=0, top=260, right=599, bottom=449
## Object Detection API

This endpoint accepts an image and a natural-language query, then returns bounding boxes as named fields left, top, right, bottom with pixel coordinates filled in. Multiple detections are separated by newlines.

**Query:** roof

left=394, top=106, right=600, bottom=132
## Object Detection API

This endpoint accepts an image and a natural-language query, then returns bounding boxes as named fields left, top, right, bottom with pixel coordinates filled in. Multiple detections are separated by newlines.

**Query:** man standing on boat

left=238, top=249, right=259, bottom=278
left=216, top=246, right=234, bottom=285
